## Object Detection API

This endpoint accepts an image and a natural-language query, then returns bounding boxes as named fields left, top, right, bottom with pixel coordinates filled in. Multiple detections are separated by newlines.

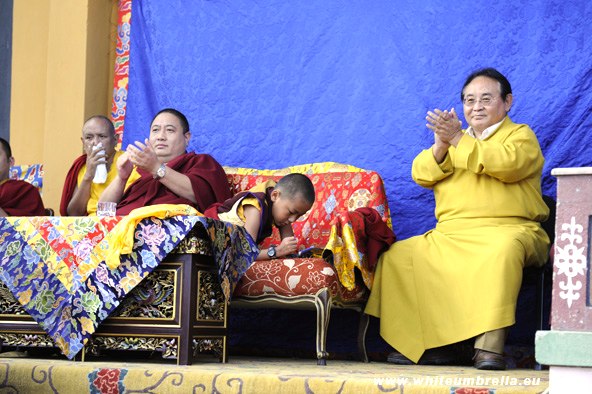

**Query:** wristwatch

left=267, top=245, right=277, bottom=259
left=154, top=163, right=166, bottom=179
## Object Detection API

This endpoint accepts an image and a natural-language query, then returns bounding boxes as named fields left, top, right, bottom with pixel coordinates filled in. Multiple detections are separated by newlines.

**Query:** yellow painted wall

left=10, top=0, right=117, bottom=212
left=9, top=0, right=50, bottom=164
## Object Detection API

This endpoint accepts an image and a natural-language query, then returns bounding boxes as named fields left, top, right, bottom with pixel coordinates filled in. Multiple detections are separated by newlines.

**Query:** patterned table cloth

left=0, top=215, right=257, bottom=359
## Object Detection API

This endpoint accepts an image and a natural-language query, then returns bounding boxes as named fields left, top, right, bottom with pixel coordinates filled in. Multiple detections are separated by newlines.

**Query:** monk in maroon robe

left=100, top=109, right=231, bottom=215
left=116, top=152, right=231, bottom=215
left=0, top=138, right=46, bottom=217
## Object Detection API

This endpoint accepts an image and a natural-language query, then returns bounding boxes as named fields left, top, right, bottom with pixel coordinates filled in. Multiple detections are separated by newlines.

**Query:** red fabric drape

left=0, top=180, right=46, bottom=216
left=355, top=207, right=396, bottom=269
left=60, top=155, right=87, bottom=216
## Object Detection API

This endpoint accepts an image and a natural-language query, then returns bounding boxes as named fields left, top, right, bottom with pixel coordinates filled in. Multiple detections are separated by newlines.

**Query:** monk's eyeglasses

left=462, top=95, right=499, bottom=107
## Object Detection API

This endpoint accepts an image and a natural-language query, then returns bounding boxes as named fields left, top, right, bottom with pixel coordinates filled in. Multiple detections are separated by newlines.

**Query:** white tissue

left=92, top=143, right=108, bottom=184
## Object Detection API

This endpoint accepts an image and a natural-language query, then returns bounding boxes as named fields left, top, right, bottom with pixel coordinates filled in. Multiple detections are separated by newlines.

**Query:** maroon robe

left=0, top=179, right=46, bottom=216
left=204, top=187, right=274, bottom=244
left=60, top=154, right=87, bottom=216
left=353, top=207, right=396, bottom=269
left=116, top=152, right=232, bottom=215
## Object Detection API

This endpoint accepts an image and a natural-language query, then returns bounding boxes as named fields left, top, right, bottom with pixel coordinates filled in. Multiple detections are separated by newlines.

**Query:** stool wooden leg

left=314, top=288, right=331, bottom=365
left=178, top=254, right=197, bottom=365
left=358, top=312, right=370, bottom=362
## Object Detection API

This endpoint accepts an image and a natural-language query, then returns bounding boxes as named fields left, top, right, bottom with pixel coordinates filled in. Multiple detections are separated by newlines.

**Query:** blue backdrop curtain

left=124, top=0, right=592, bottom=240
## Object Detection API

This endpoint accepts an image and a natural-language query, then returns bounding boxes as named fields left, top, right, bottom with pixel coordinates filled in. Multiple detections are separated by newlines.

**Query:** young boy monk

left=205, top=173, right=315, bottom=260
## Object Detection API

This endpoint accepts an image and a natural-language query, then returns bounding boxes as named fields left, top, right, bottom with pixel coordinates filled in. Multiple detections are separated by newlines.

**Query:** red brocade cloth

left=324, top=207, right=396, bottom=290
left=0, top=179, right=46, bottom=216
left=354, top=207, right=396, bottom=270
left=116, top=153, right=232, bottom=215
left=59, top=155, right=87, bottom=216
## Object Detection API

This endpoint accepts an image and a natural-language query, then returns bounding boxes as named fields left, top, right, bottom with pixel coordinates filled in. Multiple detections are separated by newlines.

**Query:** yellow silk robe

left=365, top=116, right=550, bottom=363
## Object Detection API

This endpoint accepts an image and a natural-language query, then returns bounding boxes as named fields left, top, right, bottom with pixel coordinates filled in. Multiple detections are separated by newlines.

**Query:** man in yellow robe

left=365, top=68, right=550, bottom=370
left=60, top=116, right=139, bottom=216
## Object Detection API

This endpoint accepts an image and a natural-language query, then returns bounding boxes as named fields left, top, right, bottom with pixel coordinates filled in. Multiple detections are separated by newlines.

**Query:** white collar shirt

left=466, top=119, right=505, bottom=140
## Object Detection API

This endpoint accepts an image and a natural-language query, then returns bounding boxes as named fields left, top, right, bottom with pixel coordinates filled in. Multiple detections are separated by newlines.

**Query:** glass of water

left=96, top=202, right=117, bottom=217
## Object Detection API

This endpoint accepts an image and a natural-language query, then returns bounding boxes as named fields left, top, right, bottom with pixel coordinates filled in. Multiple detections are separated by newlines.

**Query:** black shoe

left=473, top=349, right=506, bottom=370
left=386, top=350, right=414, bottom=365
left=387, top=346, right=458, bottom=366
left=418, top=346, right=458, bottom=365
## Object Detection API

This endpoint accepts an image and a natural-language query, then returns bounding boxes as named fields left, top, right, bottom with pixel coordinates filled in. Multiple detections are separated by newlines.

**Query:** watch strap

left=267, top=245, right=277, bottom=259
left=154, top=163, right=166, bottom=179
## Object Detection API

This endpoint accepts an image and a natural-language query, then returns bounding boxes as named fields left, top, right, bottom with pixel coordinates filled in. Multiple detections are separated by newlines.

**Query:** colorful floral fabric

left=8, top=164, right=44, bottom=194
left=0, top=215, right=258, bottom=359
left=325, top=211, right=369, bottom=289
left=234, top=257, right=367, bottom=303
left=100, top=204, right=201, bottom=269
left=89, top=368, right=128, bottom=394
left=111, top=0, right=131, bottom=139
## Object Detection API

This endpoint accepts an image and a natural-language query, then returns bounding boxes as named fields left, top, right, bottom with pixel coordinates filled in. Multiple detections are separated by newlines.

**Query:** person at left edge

left=0, top=137, right=46, bottom=216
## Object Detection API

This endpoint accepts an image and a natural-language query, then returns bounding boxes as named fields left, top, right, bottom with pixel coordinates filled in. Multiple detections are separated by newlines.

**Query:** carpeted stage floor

left=0, top=305, right=549, bottom=393
left=0, top=354, right=547, bottom=393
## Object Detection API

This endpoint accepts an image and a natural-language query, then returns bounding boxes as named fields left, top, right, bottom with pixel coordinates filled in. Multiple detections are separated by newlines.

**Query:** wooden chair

left=224, top=163, right=392, bottom=365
